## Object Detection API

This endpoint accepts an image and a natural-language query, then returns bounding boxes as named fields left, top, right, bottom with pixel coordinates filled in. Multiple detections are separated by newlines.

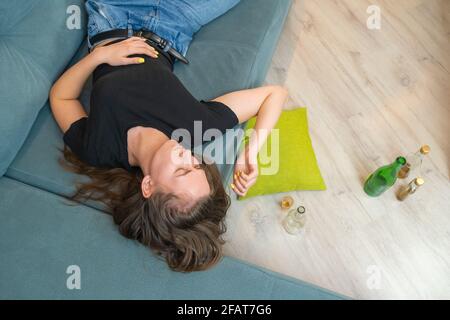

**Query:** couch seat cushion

left=0, top=176, right=345, bottom=299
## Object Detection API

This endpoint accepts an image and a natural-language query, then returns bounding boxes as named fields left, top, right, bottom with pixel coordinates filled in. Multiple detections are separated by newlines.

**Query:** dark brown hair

left=58, top=144, right=230, bottom=272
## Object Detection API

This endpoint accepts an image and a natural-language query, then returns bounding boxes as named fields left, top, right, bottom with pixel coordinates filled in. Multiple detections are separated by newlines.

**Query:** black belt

left=89, top=29, right=189, bottom=65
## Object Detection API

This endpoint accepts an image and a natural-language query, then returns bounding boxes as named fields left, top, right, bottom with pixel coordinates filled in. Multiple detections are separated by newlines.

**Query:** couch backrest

left=0, top=0, right=86, bottom=176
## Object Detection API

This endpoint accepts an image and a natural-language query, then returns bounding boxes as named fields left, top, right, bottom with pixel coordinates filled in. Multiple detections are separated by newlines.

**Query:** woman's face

left=149, top=139, right=211, bottom=202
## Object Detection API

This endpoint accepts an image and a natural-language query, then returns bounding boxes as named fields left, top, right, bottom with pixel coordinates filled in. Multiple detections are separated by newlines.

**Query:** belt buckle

left=135, top=30, right=144, bottom=38
left=158, top=38, right=168, bottom=51
left=135, top=29, right=189, bottom=64
left=136, top=29, right=162, bottom=48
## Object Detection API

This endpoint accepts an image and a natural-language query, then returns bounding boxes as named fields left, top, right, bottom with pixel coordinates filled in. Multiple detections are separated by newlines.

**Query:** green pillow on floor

left=238, top=107, right=326, bottom=200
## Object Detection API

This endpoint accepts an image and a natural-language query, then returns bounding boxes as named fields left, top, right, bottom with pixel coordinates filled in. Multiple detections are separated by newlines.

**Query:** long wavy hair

left=58, top=144, right=231, bottom=272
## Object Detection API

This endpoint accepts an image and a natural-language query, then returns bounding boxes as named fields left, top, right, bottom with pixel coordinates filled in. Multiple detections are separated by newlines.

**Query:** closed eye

left=175, top=168, right=191, bottom=177
left=175, top=165, right=202, bottom=177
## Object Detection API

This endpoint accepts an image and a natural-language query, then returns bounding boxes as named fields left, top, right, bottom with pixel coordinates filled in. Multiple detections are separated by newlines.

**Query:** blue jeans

left=85, top=0, right=240, bottom=57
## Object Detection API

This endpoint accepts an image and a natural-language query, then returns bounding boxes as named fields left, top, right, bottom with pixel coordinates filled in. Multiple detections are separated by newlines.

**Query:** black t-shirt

left=63, top=39, right=239, bottom=172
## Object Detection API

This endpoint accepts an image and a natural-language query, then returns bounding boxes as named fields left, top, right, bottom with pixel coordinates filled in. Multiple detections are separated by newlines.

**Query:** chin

left=150, top=139, right=180, bottom=172
left=162, top=139, right=182, bottom=157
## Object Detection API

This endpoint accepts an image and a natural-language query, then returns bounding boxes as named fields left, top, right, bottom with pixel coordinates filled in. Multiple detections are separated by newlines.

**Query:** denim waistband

left=85, top=0, right=241, bottom=57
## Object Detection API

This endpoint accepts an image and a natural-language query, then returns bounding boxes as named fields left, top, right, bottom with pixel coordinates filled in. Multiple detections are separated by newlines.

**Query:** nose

left=178, top=147, right=195, bottom=165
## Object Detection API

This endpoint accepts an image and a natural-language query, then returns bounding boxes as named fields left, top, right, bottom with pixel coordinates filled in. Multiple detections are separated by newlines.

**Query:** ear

left=141, top=175, right=155, bottom=199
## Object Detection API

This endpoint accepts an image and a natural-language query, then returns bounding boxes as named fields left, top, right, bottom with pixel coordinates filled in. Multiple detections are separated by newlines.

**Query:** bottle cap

left=420, top=145, right=430, bottom=154
left=396, top=156, right=407, bottom=165
left=296, top=206, right=306, bottom=214
left=414, top=177, right=425, bottom=186
left=280, top=196, right=294, bottom=209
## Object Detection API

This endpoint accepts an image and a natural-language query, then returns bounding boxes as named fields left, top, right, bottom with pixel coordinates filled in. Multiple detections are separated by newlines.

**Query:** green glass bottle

left=364, top=156, right=406, bottom=197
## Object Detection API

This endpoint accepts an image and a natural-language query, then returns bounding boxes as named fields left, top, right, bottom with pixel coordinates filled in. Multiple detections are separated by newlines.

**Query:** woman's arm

left=50, top=51, right=99, bottom=133
left=50, top=37, right=159, bottom=134
left=211, top=85, right=288, bottom=196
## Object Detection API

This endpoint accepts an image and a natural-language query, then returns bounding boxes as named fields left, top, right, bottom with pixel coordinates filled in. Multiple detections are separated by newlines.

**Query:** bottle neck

left=292, top=208, right=305, bottom=220
left=413, top=151, right=424, bottom=161
left=391, top=157, right=406, bottom=172
left=391, top=161, right=405, bottom=173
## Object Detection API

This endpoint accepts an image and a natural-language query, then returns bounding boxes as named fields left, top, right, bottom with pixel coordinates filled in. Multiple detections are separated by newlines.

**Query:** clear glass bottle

left=398, top=145, right=430, bottom=179
left=283, top=206, right=306, bottom=235
left=397, top=177, right=424, bottom=201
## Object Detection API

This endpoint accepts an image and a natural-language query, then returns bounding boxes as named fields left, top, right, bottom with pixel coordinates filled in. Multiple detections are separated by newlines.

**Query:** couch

left=0, top=0, right=346, bottom=299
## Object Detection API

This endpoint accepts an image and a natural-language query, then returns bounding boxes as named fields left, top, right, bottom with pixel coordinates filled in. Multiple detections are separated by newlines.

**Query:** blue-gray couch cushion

left=0, top=0, right=86, bottom=176
left=5, top=0, right=293, bottom=212
left=0, top=176, right=345, bottom=299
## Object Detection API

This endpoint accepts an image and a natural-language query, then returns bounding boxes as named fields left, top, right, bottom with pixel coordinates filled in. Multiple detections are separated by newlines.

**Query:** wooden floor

left=223, top=0, right=450, bottom=299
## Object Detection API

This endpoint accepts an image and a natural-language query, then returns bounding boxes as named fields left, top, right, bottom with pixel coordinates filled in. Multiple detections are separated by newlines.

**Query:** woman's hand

left=231, top=144, right=259, bottom=197
left=92, top=36, right=159, bottom=66
left=210, top=85, right=288, bottom=196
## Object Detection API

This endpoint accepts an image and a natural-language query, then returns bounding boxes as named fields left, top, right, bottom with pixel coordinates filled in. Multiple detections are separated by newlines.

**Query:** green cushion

left=239, top=108, right=326, bottom=200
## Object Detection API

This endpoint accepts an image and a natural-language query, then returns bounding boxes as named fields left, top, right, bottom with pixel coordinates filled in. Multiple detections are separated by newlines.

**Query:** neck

left=128, top=128, right=169, bottom=175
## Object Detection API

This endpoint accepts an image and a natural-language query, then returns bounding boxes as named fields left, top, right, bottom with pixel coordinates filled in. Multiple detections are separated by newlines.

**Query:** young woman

left=50, top=0, right=288, bottom=272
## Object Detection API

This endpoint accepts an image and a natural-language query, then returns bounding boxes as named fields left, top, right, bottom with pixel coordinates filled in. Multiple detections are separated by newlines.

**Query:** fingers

left=237, top=172, right=251, bottom=191
left=122, top=57, right=146, bottom=65
left=238, top=166, right=258, bottom=183
left=237, top=170, right=250, bottom=182
left=131, top=41, right=158, bottom=53
left=230, top=182, right=246, bottom=197
left=231, top=176, right=257, bottom=197
left=239, top=171, right=256, bottom=185
left=245, top=177, right=257, bottom=189
left=231, top=171, right=255, bottom=197
left=124, top=36, right=147, bottom=43
left=231, top=160, right=259, bottom=196
left=127, top=45, right=159, bottom=59
left=120, top=36, right=158, bottom=57
left=231, top=169, right=246, bottom=196
left=233, top=174, right=247, bottom=193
